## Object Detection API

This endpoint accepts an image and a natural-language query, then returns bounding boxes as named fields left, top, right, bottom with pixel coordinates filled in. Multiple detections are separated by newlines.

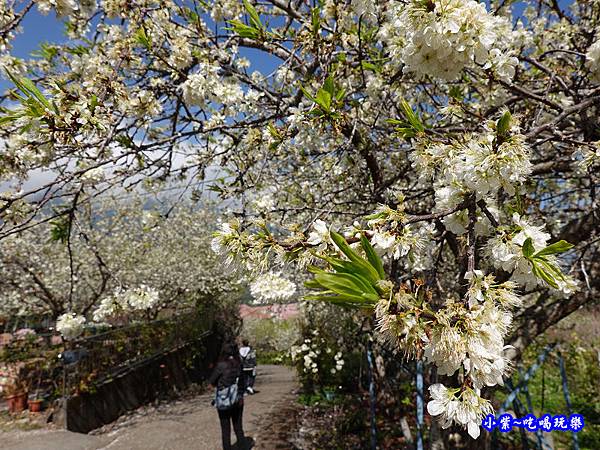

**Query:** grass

left=0, top=410, right=45, bottom=432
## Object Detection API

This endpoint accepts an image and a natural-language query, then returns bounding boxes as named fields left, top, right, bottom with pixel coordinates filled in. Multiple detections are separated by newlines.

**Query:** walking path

left=0, top=365, right=299, bottom=450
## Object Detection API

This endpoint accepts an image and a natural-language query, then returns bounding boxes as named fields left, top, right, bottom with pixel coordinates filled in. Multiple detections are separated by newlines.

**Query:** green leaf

left=448, top=86, right=463, bottom=100
left=311, top=7, right=321, bottom=36
left=31, top=42, right=59, bottom=61
left=312, top=275, right=367, bottom=299
left=330, top=231, right=381, bottom=283
left=226, top=20, right=260, bottom=39
left=313, top=272, right=364, bottom=295
left=364, top=211, right=387, bottom=221
left=182, top=7, right=201, bottom=24
left=361, top=61, right=380, bottom=73
left=360, top=235, right=385, bottom=279
left=362, top=292, right=380, bottom=302
left=267, top=123, right=281, bottom=139
left=399, top=100, right=424, bottom=133
left=314, top=89, right=332, bottom=112
left=536, top=258, right=565, bottom=281
left=300, top=85, right=317, bottom=103
left=89, top=94, right=98, bottom=113
left=133, top=27, right=152, bottom=50
left=522, top=237, right=535, bottom=258
left=243, top=0, right=263, bottom=29
left=316, top=256, right=379, bottom=288
left=329, top=231, right=360, bottom=262
left=65, top=44, right=90, bottom=56
left=321, top=271, right=377, bottom=295
left=0, top=114, right=23, bottom=125
left=304, top=280, right=324, bottom=290
left=530, top=260, right=559, bottom=289
left=323, top=76, right=335, bottom=97
left=115, top=134, right=134, bottom=148
left=8, top=73, right=51, bottom=110
left=49, top=216, right=71, bottom=244
left=534, top=240, right=573, bottom=257
left=307, top=265, right=329, bottom=276
left=303, top=294, right=374, bottom=309
left=497, top=110, right=512, bottom=136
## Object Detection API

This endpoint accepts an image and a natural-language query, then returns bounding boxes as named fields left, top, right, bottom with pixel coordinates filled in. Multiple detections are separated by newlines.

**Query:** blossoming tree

left=0, top=196, right=240, bottom=325
left=1, top=0, right=599, bottom=439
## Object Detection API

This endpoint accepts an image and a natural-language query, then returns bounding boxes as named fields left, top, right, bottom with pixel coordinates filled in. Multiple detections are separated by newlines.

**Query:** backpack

left=214, top=377, right=240, bottom=410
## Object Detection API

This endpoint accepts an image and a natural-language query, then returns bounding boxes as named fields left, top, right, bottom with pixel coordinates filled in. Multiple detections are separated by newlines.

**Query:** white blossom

left=56, top=313, right=86, bottom=340
left=80, top=167, right=105, bottom=184
left=180, top=64, right=243, bottom=108
left=511, top=213, right=550, bottom=249
left=306, top=219, right=330, bottom=246
left=121, top=285, right=160, bottom=310
left=92, top=285, right=160, bottom=323
left=427, top=384, right=493, bottom=439
left=586, top=40, right=600, bottom=82
left=250, top=272, right=297, bottom=303
left=92, top=296, right=120, bottom=323
left=371, top=231, right=396, bottom=250
left=484, top=48, right=519, bottom=81
left=389, top=0, right=515, bottom=80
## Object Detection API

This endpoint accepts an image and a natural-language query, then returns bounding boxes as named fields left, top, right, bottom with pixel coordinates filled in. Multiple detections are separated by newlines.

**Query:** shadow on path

left=0, top=365, right=298, bottom=450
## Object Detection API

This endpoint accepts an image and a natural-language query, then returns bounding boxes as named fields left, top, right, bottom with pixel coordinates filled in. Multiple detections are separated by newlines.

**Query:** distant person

left=209, top=342, right=248, bottom=450
left=239, top=339, right=257, bottom=394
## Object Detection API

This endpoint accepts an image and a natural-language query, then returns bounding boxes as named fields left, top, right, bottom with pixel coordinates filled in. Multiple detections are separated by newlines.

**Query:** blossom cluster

left=55, top=313, right=86, bottom=340
left=180, top=63, right=244, bottom=108
left=291, top=341, right=320, bottom=374
left=93, top=285, right=160, bottom=323
left=427, top=384, right=494, bottom=439
left=332, top=350, right=345, bottom=374
left=388, top=0, right=518, bottom=80
left=486, top=214, right=577, bottom=292
left=410, top=117, right=532, bottom=236
left=373, top=272, right=519, bottom=438
left=367, top=207, right=436, bottom=267
left=290, top=335, right=345, bottom=376
left=249, top=272, right=297, bottom=303
left=425, top=292, right=513, bottom=388
left=306, top=219, right=331, bottom=249
left=422, top=274, right=526, bottom=437
left=421, top=124, right=530, bottom=202
left=0, top=3, right=16, bottom=53
left=586, top=40, right=600, bottom=82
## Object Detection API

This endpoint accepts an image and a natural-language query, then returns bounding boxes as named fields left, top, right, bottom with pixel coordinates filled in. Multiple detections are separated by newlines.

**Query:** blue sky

left=1, top=0, right=575, bottom=91
left=0, top=9, right=64, bottom=91
left=0, top=6, right=282, bottom=92
left=10, top=9, right=66, bottom=59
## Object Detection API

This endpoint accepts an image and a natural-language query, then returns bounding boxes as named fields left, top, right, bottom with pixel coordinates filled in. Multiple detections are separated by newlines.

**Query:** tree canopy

left=1, top=0, right=599, bottom=439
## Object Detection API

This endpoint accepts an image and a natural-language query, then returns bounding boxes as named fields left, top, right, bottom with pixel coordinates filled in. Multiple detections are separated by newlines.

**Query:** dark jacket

left=209, top=357, right=244, bottom=390
left=239, top=346, right=257, bottom=370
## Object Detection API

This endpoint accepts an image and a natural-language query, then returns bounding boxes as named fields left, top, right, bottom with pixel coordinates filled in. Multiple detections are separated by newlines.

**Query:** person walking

left=209, top=342, right=248, bottom=450
left=239, top=339, right=257, bottom=394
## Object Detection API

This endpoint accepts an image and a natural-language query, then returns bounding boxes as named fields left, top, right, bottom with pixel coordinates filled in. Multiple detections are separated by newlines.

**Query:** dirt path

left=0, top=365, right=299, bottom=450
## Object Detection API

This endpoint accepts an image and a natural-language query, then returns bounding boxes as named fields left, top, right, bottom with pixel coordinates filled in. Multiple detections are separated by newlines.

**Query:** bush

left=495, top=336, right=600, bottom=449
left=241, top=316, right=300, bottom=364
